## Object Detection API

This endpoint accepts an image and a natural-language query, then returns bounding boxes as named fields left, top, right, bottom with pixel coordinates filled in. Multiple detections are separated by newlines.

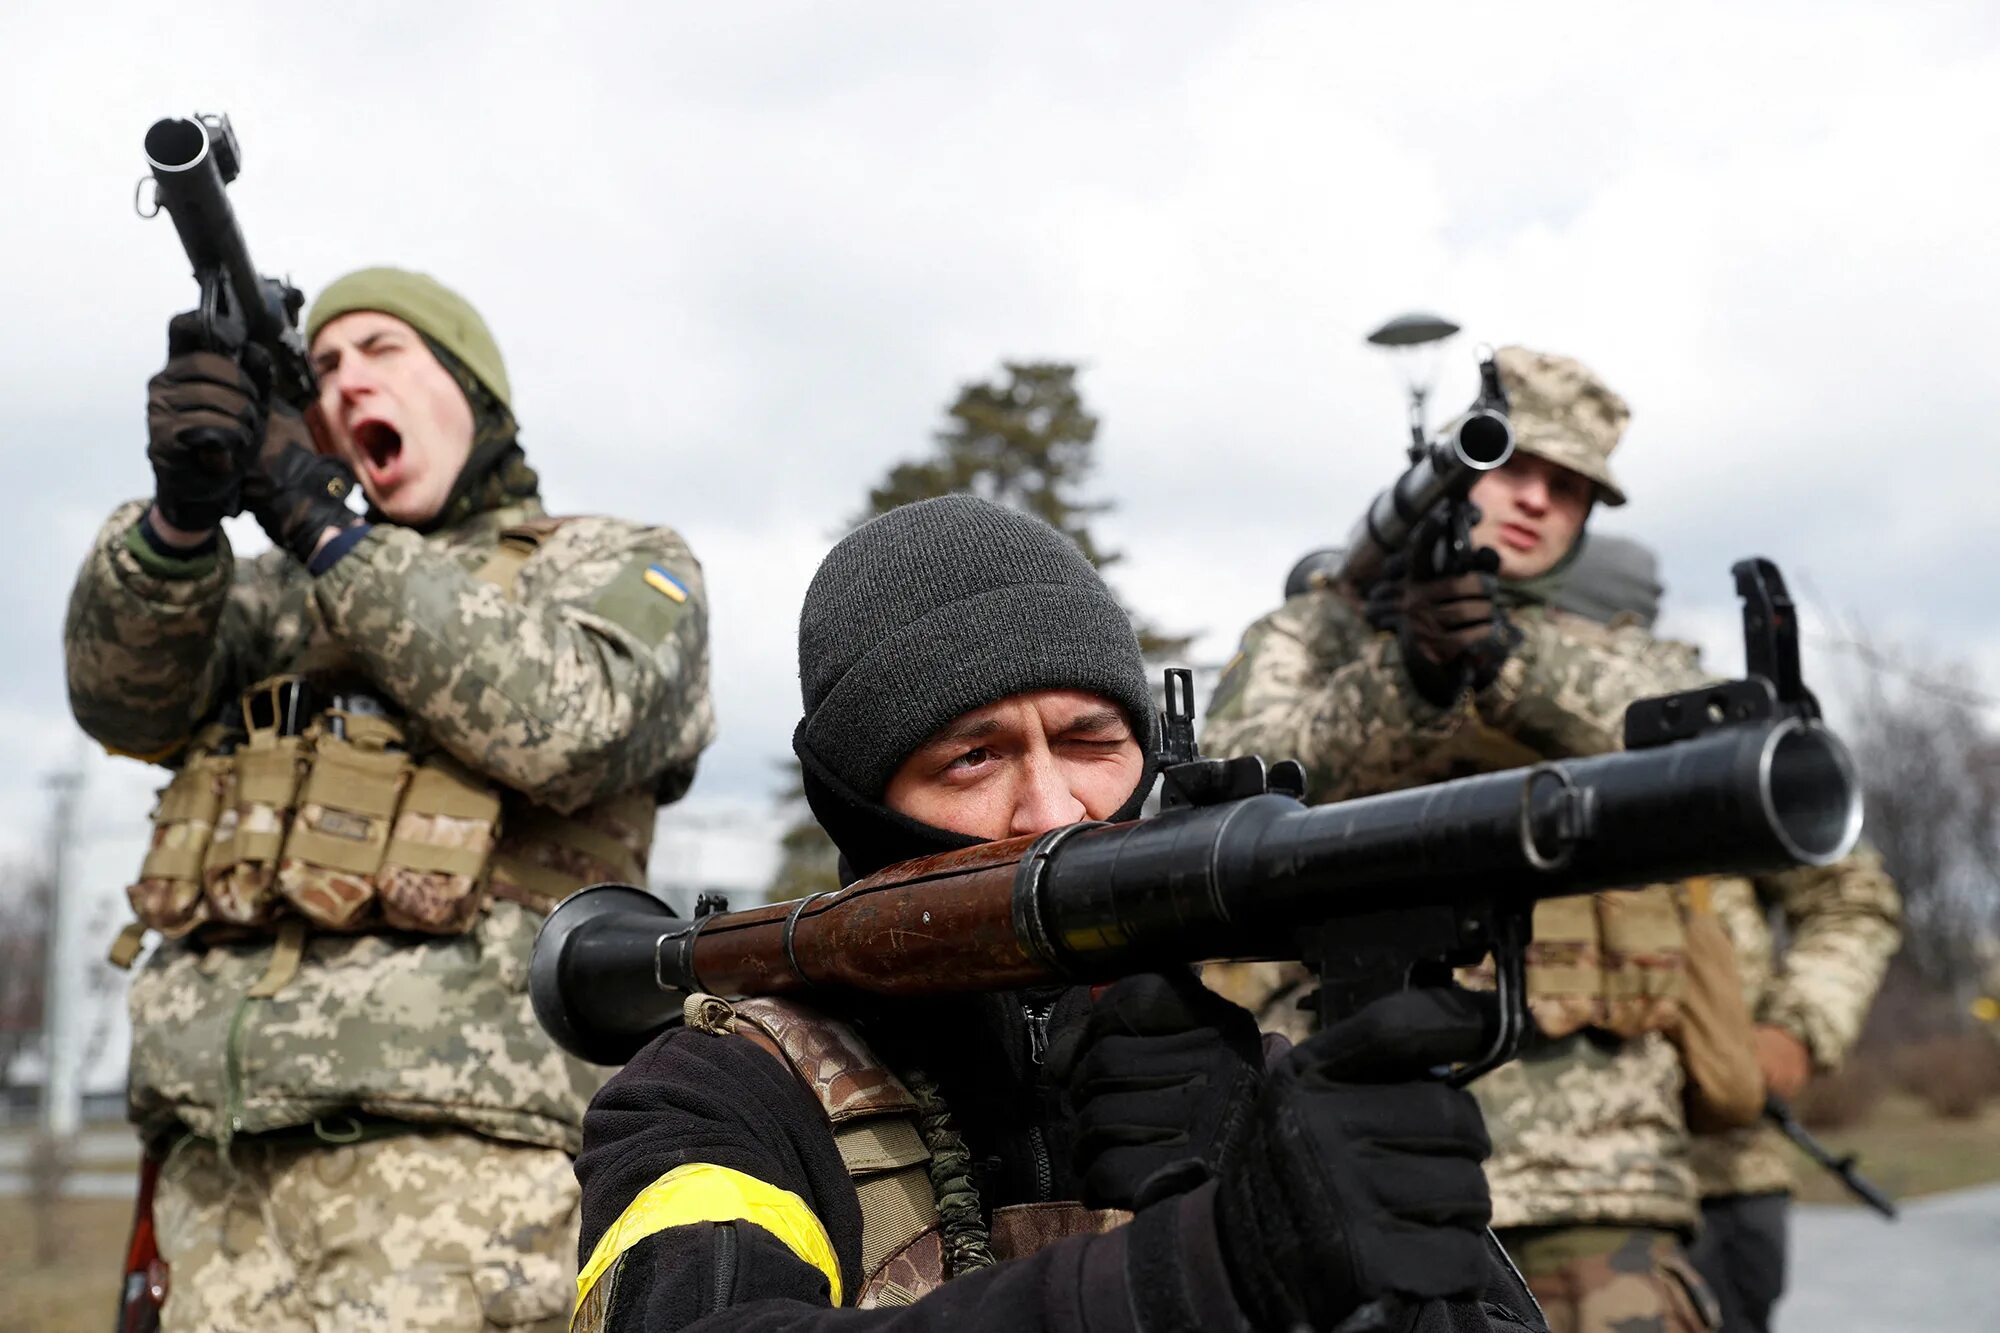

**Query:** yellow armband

left=575, top=1162, right=843, bottom=1315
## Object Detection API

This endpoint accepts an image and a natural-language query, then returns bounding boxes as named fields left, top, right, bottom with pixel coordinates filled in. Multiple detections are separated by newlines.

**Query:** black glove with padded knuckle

left=1047, top=969, right=1264, bottom=1211
left=1213, top=986, right=1499, bottom=1332
left=241, top=398, right=361, bottom=566
left=1397, top=508, right=1518, bottom=707
left=145, top=312, right=266, bottom=532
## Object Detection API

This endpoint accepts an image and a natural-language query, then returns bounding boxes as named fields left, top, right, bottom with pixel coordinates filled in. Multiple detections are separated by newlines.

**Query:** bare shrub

left=1889, top=1033, right=2000, bottom=1119
left=1797, top=1054, right=1888, bottom=1130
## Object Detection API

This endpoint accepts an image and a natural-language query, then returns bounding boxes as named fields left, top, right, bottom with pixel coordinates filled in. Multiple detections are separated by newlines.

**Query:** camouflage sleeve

left=1755, top=843, right=1902, bottom=1070
left=312, top=517, right=716, bottom=814
left=62, top=500, right=279, bottom=762
left=1200, top=591, right=1471, bottom=802
left=1473, top=610, right=1713, bottom=759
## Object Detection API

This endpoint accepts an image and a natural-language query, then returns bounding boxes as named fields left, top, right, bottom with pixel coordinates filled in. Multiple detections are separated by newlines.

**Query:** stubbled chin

left=371, top=483, right=451, bottom=527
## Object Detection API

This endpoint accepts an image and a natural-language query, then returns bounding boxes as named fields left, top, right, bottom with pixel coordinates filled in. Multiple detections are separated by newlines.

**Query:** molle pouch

left=276, top=710, right=411, bottom=931
left=1522, top=893, right=1606, bottom=1040
left=204, top=681, right=311, bottom=927
left=125, top=751, right=231, bottom=939
left=1673, top=880, right=1765, bottom=1133
left=1595, top=885, right=1688, bottom=1039
left=376, top=754, right=502, bottom=935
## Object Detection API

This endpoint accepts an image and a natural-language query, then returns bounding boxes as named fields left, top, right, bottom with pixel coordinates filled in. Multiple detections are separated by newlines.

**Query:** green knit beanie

left=305, top=267, right=512, bottom=409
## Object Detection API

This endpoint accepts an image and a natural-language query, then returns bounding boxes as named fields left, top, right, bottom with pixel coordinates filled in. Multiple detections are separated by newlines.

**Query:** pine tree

left=764, top=361, right=1189, bottom=901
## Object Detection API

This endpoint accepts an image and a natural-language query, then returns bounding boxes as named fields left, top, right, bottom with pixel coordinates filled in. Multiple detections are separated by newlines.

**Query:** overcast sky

left=4, top=2, right=1997, bottom=1081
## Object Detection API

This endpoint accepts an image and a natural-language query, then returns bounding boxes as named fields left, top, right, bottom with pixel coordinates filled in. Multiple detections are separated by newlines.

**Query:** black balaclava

left=373, top=335, right=542, bottom=534
left=793, top=495, right=1160, bottom=882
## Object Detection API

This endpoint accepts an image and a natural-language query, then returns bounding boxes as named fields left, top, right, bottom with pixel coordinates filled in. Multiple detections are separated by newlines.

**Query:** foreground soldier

left=1206, top=346, right=1744, bottom=1331
left=572, top=496, right=1545, bottom=1331
left=65, top=268, right=714, bottom=1331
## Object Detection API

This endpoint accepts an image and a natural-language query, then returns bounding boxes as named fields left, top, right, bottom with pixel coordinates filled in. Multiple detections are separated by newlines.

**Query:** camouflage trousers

left=154, top=1128, right=578, bottom=1333
left=1498, top=1226, right=1721, bottom=1333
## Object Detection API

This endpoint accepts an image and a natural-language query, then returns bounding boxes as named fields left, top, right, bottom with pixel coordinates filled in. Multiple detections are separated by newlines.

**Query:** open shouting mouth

left=351, top=418, right=407, bottom=490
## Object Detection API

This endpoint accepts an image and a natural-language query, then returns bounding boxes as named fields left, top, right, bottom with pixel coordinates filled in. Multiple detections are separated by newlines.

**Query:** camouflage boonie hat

left=1494, top=345, right=1629, bottom=507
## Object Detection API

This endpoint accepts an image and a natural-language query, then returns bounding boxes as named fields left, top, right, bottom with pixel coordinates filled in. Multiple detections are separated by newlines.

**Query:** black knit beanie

left=793, top=496, right=1160, bottom=879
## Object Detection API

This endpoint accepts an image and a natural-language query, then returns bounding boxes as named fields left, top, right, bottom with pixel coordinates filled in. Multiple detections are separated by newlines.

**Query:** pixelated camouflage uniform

left=1690, top=848, right=1900, bottom=1198
left=1205, top=588, right=1715, bottom=1229
left=65, top=492, right=714, bottom=1330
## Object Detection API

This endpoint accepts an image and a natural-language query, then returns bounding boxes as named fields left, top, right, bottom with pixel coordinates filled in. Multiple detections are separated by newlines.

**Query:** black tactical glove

left=241, top=401, right=361, bottom=565
left=1214, top=986, right=1498, bottom=1332
left=145, top=313, right=265, bottom=532
left=1047, top=969, right=1264, bottom=1210
left=1395, top=509, right=1518, bottom=707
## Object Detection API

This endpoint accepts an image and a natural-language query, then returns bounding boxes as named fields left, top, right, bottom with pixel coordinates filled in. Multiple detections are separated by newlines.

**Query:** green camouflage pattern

left=1202, top=592, right=1708, bottom=804
left=1691, top=845, right=1901, bottom=1197
left=128, top=901, right=597, bottom=1150
left=1502, top=1226, right=1719, bottom=1333
left=66, top=495, right=715, bottom=1150
left=1203, top=589, right=1719, bottom=1228
left=1477, top=1033, right=1696, bottom=1230
left=154, top=1129, right=576, bottom=1332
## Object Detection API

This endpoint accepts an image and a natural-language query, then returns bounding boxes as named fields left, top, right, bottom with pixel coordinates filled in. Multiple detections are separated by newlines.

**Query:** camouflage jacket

left=1204, top=587, right=1708, bottom=798
left=1203, top=587, right=1715, bottom=1230
left=1692, top=846, right=1901, bottom=1197
left=65, top=497, right=715, bottom=1152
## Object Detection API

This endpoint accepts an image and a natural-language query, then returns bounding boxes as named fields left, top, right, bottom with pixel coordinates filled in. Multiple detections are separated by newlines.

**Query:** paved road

left=1779, top=1184, right=2000, bottom=1331
left=0, top=1129, right=138, bottom=1200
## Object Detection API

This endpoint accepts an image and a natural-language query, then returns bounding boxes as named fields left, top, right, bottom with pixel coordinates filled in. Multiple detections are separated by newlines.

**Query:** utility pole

left=29, top=765, right=84, bottom=1263
left=39, top=767, right=84, bottom=1142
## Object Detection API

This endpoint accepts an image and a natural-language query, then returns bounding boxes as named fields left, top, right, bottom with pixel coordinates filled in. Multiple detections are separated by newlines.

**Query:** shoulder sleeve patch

left=593, top=555, right=700, bottom=646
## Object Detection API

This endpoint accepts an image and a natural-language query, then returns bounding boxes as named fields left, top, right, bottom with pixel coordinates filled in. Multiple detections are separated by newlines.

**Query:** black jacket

left=573, top=989, right=1546, bottom=1333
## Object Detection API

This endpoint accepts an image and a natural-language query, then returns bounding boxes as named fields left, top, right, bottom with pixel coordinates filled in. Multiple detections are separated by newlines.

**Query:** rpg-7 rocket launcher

left=137, top=113, right=317, bottom=409
left=1335, top=348, right=1515, bottom=593
left=532, top=560, right=1863, bottom=1083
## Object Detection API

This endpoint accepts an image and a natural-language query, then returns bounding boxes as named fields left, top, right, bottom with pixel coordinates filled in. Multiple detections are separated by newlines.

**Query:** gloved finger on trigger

left=1301, top=1080, right=1490, bottom=1157
left=165, top=310, right=223, bottom=358
left=1070, top=1025, right=1230, bottom=1083
left=1366, top=1157, right=1493, bottom=1230
left=1371, top=1228, right=1492, bottom=1301
left=1073, top=1085, right=1208, bottom=1137
left=1293, top=987, right=1499, bottom=1082
left=1090, top=968, right=1233, bottom=1038
left=1075, top=1120, right=1190, bottom=1158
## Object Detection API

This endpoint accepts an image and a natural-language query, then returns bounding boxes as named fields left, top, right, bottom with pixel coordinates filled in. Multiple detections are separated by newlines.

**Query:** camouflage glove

left=1214, top=986, right=1497, bottom=1331
left=241, top=403, right=361, bottom=565
left=1047, top=969, right=1263, bottom=1211
left=145, top=312, right=264, bottom=531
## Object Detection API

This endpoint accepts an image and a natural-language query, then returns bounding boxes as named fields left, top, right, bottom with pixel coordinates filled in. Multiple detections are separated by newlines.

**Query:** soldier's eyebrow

left=311, top=330, right=398, bottom=375
left=926, top=716, right=1004, bottom=749
left=1054, top=707, right=1127, bottom=738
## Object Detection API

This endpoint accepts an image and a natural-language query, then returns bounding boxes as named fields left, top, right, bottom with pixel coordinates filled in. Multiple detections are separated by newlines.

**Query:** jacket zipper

left=707, top=1222, right=739, bottom=1314
left=1025, top=1001, right=1054, bottom=1065
left=1025, top=1001, right=1055, bottom=1201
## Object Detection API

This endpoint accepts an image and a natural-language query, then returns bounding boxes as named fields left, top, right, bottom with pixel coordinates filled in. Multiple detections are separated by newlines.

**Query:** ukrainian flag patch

left=643, top=564, right=690, bottom=603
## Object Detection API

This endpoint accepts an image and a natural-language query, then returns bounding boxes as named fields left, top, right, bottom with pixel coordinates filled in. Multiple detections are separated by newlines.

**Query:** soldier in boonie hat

left=1492, top=344, right=1629, bottom=508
